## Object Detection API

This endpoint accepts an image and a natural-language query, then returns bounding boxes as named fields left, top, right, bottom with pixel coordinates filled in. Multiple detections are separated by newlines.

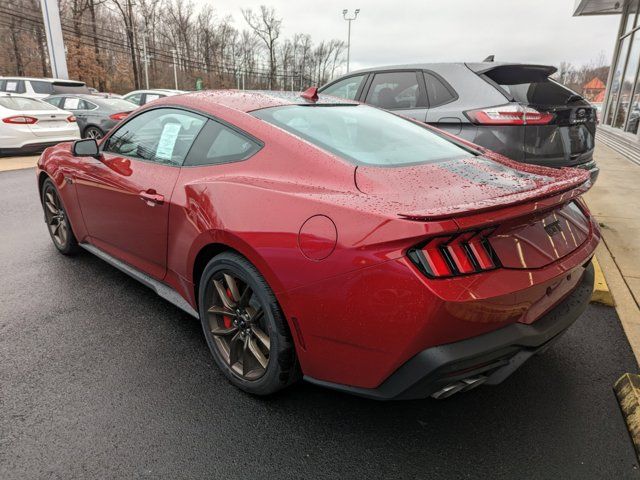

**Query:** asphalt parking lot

left=1, top=167, right=639, bottom=479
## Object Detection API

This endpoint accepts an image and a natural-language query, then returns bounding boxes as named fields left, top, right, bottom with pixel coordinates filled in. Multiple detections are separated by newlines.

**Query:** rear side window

left=30, top=81, right=53, bottom=94
left=104, top=108, right=206, bottom=166
left=1, top=80, right=26, bottom=93
left=124, top=93, right=142, bottom=105
left=185, top=120, right=261, bottom=166
left=365, top=71, right=424, bottom=110
left=484, top=68, right=580, bottom=105
left=423, top=72, right=456, bottom=107
left=321, top=74, right=366, bottom=100
left=45, top=97, right=63, bottom=108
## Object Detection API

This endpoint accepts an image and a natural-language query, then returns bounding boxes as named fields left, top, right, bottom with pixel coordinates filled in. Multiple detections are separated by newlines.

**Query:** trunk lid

left=355, top=154, right=592, bottom=269
left=25, top=109, right=74, bottom=137
left=472, top=63, right=596, bottom=167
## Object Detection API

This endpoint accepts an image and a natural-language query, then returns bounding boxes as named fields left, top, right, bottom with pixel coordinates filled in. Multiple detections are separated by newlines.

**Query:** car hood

left=354, top=153, right=591, bottom=221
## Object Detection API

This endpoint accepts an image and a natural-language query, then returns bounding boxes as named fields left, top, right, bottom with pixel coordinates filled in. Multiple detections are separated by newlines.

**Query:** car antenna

left=483, top=55, right=495, bottom=62
left=300, top=86, right=319, bottom=102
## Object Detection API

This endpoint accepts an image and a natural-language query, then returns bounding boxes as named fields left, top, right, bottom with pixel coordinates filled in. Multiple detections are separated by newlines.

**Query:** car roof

left=345, top=61, right=555, bottom=75
left=164, top=90, right=358, bottom=113
left=0, top=76, right=86, bottom=85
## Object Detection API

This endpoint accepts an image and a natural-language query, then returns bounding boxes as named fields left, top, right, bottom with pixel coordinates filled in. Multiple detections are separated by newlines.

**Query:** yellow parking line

left=0, top=155, right=39, bottom=172
left=591, top=255, right=615, bottom=306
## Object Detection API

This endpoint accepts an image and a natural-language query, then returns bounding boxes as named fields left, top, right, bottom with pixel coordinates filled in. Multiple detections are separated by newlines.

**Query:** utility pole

left=141, top=31, right=149, bottom=89
left=171, top=49, right=178, bottom=89
left=40, top=0, right=69, bottom=78
left=342, top=8, right=360, bottom=74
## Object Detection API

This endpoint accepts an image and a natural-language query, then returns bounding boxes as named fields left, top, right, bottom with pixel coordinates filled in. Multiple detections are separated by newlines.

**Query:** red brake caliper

left=223, top=288, right=233, bottom=328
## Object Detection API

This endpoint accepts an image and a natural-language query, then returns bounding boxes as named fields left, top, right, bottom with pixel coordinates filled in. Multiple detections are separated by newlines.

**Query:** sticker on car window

left=155, top=123, right=181, bottom=160
left=6, top=81, right=18, bottom=92
left=146, top=94, right=160, bottom=102
left=64, top=98, right=80, bottom=110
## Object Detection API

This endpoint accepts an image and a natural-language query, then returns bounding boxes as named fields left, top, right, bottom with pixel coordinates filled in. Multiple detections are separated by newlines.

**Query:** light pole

left=140, top=28, right=150, bottom=90
left=342, top=8, right=360, bottom=73
left=171, top=49, right=178, bottom=89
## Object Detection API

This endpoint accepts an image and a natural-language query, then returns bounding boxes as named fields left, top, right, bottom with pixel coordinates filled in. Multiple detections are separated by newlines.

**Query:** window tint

left=321, top=75, right=366, bottom=100
left=365, top=72, right=423, bottom=110
left=124, top=93, right=142, bottom=105
left=423, top=72, right=456, bottom=107
left=104, top=108, right=206, bottom=166
left=185, top=120, right=261, bottom=166
left=30, top=81, right=53, bottom=94
left=252, top=105, right=472, bottom=167
left=0, top=97, right=57, bottom=110
left=1, top=80, right=26, bottom=93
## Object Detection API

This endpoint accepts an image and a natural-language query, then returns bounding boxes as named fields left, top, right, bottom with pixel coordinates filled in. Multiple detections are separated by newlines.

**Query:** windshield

left=0, top=97, right=57, bottom=111
left=252, top=105, right=474, bottom=167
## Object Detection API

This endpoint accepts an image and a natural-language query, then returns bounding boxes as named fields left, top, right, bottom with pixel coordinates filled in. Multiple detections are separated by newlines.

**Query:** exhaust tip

left=430, top=375, right=488, bottom=400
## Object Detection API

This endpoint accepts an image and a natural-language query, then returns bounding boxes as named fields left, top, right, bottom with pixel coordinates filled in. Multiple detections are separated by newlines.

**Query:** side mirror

left=72, top=138, right=100, bottom=158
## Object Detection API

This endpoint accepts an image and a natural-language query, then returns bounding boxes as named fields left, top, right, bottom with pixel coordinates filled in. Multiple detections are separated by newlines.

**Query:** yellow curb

left=0, top=155, right=39, bottom=172
left=591, top=255, right=615, bottom=306
left=614, top=373, right=640, bottom=459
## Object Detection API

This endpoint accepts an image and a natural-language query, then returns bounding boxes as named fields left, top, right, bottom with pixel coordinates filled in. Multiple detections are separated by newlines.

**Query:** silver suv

left=319, top=62, right=598, bottom=181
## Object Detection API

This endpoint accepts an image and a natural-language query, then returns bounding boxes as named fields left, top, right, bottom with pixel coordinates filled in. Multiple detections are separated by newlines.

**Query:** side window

left=79, top=100, right=96, bottom=110
left=185, top=119, right=261, bottom=166
left=144, top=93, right=163, bottom=103
left=62, top=97, right=81, bottom=110
left=423, top=72, right=456, bottom=107
left=45, top=97, right=63, bottom=108
left=321, top=74, right=366, bottom=100
left=31, top=81, right=53, bottom=94
left=104, top=108, right=206, bottom=166
left=124, top=93, right=142, bottom=105
left=3, top=80, right=25, bottom=93
left=365, top=72, right=423, bottom=109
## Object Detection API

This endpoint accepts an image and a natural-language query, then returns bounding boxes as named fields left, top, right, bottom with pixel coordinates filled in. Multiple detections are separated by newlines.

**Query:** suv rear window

left=483, top=67, right=580, bottom=105
left=30, top=81, right=54, bottom=94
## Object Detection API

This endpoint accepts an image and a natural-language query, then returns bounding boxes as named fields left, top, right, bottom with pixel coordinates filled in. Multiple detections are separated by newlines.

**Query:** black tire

left=41, top=178, right=80, bottom=255
left=84, top=126, right=104, bottom=140
left=199, top=252, right=299, bottom=395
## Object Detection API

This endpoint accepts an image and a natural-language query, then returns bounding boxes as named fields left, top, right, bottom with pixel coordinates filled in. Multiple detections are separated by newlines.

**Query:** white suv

left=0, top=77, right=90, bottom=99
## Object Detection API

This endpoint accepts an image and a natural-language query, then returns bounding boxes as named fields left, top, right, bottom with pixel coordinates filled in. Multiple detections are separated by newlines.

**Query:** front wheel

left=41, top=178, right=79, bottom=255
left=199, top=252, right=299, bottom=395
left=84, top=126, right=104, bottom=140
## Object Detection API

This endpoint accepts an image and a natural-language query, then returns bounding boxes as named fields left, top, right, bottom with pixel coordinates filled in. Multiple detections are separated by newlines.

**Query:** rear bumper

left=305, top=262, right=595, bottom=400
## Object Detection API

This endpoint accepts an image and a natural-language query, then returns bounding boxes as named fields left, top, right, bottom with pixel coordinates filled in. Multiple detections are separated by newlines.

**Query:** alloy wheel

left=43, top=187, right=69, bottom=248
left=86, top=128, right=103, bottom=139
left=206, top=272, right=271, bottom=380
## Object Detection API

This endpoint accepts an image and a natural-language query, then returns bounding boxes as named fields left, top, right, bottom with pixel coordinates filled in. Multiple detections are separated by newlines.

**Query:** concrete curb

left=591, top=256, right=615, bottom=306
left=615, top=373, right=640, bottom=459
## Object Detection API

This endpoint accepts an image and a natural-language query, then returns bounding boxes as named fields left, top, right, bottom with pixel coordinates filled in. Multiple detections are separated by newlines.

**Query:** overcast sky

left=200, top=0, right=621, bottom=71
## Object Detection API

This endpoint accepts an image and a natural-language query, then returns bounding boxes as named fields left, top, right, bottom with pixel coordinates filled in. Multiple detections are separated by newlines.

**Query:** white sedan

left=0, top=95, right=80, bottom=155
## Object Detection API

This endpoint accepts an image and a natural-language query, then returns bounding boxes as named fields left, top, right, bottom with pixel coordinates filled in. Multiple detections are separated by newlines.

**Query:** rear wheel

left=42, top=179, right=79, bottom=255
left=84, top=126, right=104, bottom=140
left=199, top=252, right=299, bottom=395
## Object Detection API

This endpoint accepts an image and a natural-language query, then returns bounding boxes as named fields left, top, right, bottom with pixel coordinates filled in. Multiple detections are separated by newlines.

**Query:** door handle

left=139, top=189, right=164, bottom=206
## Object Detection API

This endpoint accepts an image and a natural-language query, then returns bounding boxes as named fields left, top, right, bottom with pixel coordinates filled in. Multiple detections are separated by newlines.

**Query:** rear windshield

left=100, top=98, right=137, bottom=110
left=0, top=96, right=57, bottom=111
left=51, top=82, right=90, bottom=94
left=252, top=105, right=474, bottom=167
left=485, top=69, right=581, bottom=105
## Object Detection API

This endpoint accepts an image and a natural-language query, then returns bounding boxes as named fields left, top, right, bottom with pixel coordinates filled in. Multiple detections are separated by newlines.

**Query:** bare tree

left=242, top=5, right=282, bottom=88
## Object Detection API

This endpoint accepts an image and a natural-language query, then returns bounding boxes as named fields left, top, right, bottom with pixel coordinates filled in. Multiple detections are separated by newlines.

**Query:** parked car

left=43, top=94, right=136, bottom=139
left=320, top=62, right=599, bottom=182
left=122, top=89, right=185, bottom=106
left=36, top=90, right=598, bottom=399
left=0, top=77, right=90, bottom=99
left=0, top=95, right=80, bottom=156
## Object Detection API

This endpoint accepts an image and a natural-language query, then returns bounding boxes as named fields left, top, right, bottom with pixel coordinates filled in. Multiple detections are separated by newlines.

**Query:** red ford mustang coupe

left=36, top=89, right=599, bottom=400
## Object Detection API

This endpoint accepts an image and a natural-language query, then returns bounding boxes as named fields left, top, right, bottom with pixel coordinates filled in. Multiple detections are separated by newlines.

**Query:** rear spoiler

left=466, top=63, right=557, bottom=83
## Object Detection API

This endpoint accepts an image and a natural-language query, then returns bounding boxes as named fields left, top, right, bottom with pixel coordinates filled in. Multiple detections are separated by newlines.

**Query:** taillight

left=109, top=112, right=129, bottom=121
left=465, top=104, right=554, bottom=126
left=2, top=115, right=38, bottom=124
left=408, top=228, right=501, bottom=278
left=67, top=115, right=76, bottom=122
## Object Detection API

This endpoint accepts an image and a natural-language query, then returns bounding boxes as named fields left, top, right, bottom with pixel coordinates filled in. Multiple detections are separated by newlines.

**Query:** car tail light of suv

left=408, top=228, right=501, bottom=278
left=465, top=104, right=554, bottom=126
